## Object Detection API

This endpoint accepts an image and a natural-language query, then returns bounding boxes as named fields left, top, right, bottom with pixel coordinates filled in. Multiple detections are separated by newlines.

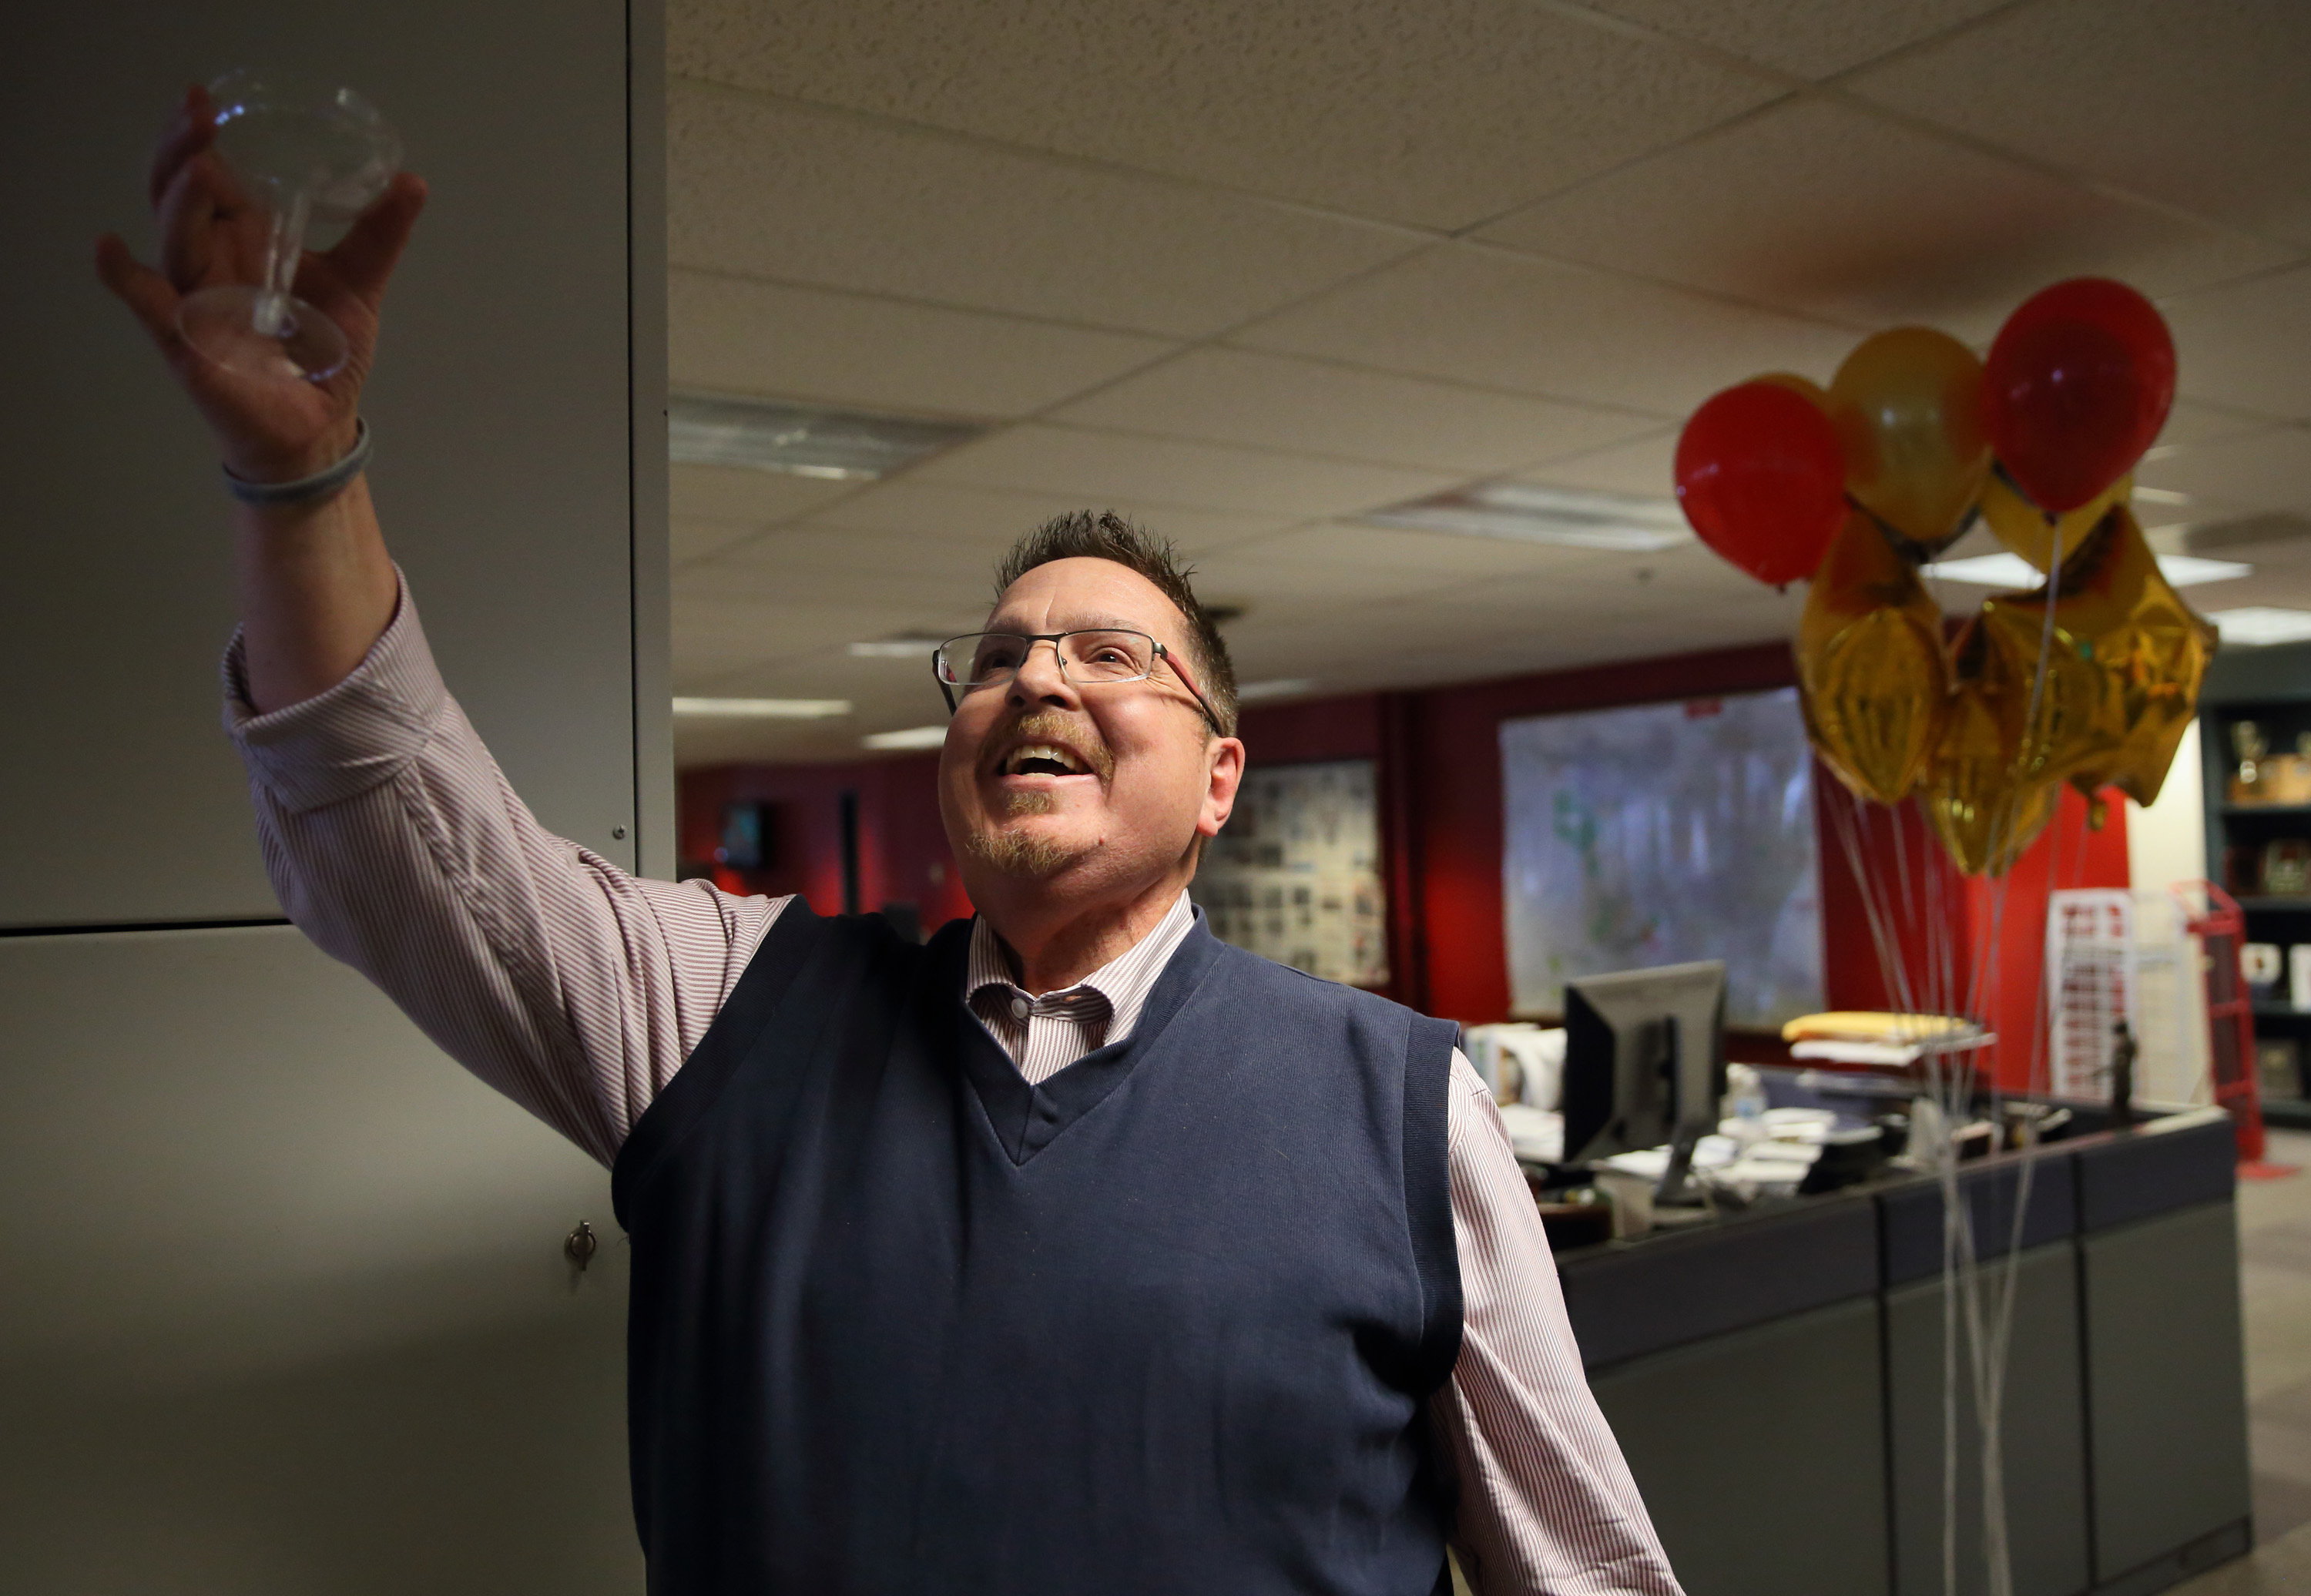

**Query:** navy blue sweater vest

left=610, top=903, right=1464, bottom=1594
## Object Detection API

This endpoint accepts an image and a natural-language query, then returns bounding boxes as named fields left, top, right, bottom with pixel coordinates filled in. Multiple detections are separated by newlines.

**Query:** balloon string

left=1834, top=728, right=2061, bottom=1596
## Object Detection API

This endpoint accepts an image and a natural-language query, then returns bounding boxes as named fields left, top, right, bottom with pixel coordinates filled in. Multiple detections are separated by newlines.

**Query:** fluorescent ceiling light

left=671, top=696, right=852, bottom=719
left=1926, top=551, right=2252, bottom=588
left=1362, top=482, right=1692, bottom=552
left=864, top=725, right=950, bottom=750
left=669, top=394, right=982, bottom=481
left=2209, top=608, right=2311, bottom=647
left=2131, top=485, right=2192, bottom=505
left=1236, top=678, right=1317, bottom=702
left=849, top=638, right=941, bottom=659
left=2155, top=554, right=2254, bottom=585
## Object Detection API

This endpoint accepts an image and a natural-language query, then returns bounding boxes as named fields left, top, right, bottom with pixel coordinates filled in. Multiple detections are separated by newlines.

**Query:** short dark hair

left=993, top=510, right=1239, bottom=736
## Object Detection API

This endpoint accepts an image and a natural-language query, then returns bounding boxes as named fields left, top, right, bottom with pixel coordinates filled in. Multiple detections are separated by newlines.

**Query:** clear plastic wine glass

left=175, top=69, right=401, bottom=384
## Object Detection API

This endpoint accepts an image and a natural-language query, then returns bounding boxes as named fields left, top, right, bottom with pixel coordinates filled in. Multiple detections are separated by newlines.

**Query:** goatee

left=961, top=792, right=1083, bottom=878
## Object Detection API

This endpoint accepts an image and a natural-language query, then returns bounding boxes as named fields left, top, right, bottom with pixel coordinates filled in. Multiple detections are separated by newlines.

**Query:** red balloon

left=1674, top=381, right=1848, bottom=585
left=1984, top=278, right=2175, bottom=513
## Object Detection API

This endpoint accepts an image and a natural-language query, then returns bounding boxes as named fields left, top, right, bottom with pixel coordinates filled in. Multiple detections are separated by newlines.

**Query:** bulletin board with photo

left=1193, top=759, right=1389, bottom=988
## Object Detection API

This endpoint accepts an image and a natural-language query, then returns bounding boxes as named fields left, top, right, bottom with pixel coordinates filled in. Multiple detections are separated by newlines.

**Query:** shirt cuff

left=220, top=568, right=448, bottom=815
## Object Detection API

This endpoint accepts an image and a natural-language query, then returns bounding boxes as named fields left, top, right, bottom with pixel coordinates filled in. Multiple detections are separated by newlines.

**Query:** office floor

left=2175, top=1127, right=2311, bottom=1593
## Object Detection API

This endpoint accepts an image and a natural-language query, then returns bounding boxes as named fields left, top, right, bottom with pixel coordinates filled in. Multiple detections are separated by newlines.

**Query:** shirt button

left=1010, top=997, right=1031, bottom=1020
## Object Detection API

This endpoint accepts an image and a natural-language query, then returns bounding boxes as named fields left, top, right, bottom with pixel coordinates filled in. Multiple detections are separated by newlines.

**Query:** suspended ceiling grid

left=662, top=0, right=2311, bottom=766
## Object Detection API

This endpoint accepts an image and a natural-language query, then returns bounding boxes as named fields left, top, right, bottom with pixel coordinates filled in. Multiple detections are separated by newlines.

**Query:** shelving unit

left=2201, top=639, right=2311, bottom=1129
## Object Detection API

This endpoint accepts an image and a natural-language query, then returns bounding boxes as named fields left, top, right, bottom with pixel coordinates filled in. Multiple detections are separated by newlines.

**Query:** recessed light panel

left=849, top=639, right=942, bottom=659
left=669, top=394, right=983, bottom=481
left=1236, top=678, right=1318, bottom=702
left=672, top=697, right=853, bottom=719
left=1361, top=482, right=1692, bottom=552
left=2209, top=609, right=2311, bottom=647
left=864, top=726, right=950, bottom=750
left=1927, top=552, right=2251, bottom=588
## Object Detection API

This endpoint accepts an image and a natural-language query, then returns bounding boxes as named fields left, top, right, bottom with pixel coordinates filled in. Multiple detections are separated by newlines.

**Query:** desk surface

left=1548, top=1090, right=2237, bottom=1370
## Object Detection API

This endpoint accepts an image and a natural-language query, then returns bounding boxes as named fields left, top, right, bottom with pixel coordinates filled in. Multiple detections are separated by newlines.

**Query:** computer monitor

left=1560, top=961, right=1728, bottom=1202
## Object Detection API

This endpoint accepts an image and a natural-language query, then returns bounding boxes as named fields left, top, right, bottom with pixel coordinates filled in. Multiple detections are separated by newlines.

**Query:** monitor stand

left=1653, top=1120, right=1708, bottom=1209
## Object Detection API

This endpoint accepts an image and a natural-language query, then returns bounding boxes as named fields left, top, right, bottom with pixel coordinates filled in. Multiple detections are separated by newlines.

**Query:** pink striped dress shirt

left=223, top=575, right=1682, bottom=1596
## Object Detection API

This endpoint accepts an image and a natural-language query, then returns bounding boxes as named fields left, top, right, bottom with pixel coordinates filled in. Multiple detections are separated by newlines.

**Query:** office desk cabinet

left=1555, top=1109, right=2249, bottom=1596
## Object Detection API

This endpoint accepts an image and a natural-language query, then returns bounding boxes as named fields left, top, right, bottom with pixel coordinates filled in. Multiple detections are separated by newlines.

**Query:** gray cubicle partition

left=1885, top=1244, right=2091, bottom=1596
left=2081, top=1205, right=2252, bottom=1594
left=1558, top=1107, right=2249, bottom=1596
left=1592, top=1295, right=1890, bottom=1596
left=0, top=3, right=666, bottom=1590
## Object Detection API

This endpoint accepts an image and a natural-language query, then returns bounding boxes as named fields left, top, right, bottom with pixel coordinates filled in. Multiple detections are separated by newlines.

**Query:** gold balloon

left=1830, top=327, right=1992, bottom=553
left=1796, top=511, right=1948, bottom=805
left=2060, top=511, right=2218, bottom=806
left=1975, top=507, right=2213, bottom=806
left=1981, top=464, right=2133, bottom=573
left=1922, top=622, right=2061, bottom=876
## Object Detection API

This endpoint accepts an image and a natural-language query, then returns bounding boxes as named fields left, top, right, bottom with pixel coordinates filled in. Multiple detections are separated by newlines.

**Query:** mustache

left=988, top=709, right=1116, bottom=781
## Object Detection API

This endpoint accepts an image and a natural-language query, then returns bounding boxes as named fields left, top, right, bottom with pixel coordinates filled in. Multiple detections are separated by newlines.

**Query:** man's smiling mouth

left=1002, top=743, right=1088, bottom=777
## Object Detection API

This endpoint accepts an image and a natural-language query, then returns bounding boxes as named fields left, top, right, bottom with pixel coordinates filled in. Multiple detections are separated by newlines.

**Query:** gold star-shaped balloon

left=1796, top=511, right=1948, bottom=806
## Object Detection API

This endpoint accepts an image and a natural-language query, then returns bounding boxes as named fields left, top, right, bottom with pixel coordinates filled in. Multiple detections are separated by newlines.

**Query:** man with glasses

left=102, top=92, right=1682, bottom=1596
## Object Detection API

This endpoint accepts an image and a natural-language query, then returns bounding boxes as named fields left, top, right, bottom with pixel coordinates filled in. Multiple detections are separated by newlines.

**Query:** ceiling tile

left=1233, top=243, right=1859, bottom=414
left=1845, top=0, right=2311, bottom=247
left=1045, top=347, right=1661, bottom=473
left=674, top=517, right=770, bottom=565
left=1436, top=566, right=1755, bottom=627
left=1189, top=557, right=1465, bottom=619
left=797, top=480, right=1294, bottom=555
left=1513, top=429, right=1683, bottom=500
left=2153, top=400, right=2299, bottom=451
left=1573, top=0, right=2013, bottom=80
left=674, top=561, right=977, bottom=615
left=2158, top=265, right=2311, bottom=424
left=2134, top=426, right=2311, bottom=516
left=685, top=649, right=948, bottom=706
left=1223, top=522, right=1642, bottom=581
left=1476, top=96, right=2292, bottom=344
left=670, top=270, right=1178, bottom=418
left=904, top=423, right=1461, bottom=518
left=672, top=462, right=863, bottom=525
left=669, top=80, right=1425, bottom=339
left=679, top=528, right=1006, bottom=619
left=673, top=595, right=935, bottom=673
left=669, top=0, right=1784, bottom=231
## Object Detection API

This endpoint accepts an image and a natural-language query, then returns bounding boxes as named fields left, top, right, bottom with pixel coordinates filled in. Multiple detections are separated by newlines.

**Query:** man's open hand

left=96, top=83, right=427, bottom=484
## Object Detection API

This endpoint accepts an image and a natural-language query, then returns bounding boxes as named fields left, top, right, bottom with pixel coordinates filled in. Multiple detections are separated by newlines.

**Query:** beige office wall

left=2128, top=719, right=2208, bottom=898
left=1, top=0, right=670, bottom=927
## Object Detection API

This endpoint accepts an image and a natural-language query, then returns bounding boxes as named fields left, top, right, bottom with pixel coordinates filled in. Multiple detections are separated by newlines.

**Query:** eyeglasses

left=934, top=629, right=1223, bottom=734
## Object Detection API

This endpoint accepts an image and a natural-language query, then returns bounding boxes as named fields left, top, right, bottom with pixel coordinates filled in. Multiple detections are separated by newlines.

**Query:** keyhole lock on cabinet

left=565, top=1219, right=599, bottom=1272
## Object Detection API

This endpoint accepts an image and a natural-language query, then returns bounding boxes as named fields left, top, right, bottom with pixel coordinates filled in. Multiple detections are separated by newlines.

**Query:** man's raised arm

left=96, top=86, right=780, bottom=1164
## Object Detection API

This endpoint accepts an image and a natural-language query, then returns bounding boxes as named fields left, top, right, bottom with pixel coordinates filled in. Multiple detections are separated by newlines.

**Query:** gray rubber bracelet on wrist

left=222, top=420, right=373, bottom=506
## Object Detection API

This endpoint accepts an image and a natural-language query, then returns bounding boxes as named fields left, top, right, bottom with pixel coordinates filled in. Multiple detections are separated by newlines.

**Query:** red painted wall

left=684, top=639, right=2128, bottom=1087
left=1813, top=783, right=2128, bottom=1089
left=679, top=755, right=974, bottom=931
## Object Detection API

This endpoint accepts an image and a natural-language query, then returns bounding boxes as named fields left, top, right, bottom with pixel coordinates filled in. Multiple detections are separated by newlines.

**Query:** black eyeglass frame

left=933, top=629, right=1226, bottom=736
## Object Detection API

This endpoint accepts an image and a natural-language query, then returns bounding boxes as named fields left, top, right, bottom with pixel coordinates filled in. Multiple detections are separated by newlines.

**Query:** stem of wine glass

left=252, top=184, right=314, bottom=338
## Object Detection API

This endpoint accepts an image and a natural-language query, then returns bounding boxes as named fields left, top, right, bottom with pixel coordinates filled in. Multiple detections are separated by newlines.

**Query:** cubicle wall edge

left=626, top=0, right=674, bottom=883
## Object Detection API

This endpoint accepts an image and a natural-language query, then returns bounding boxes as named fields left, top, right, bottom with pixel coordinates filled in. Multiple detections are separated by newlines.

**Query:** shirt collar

left=966, top=890, right=1197, bottom=1041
